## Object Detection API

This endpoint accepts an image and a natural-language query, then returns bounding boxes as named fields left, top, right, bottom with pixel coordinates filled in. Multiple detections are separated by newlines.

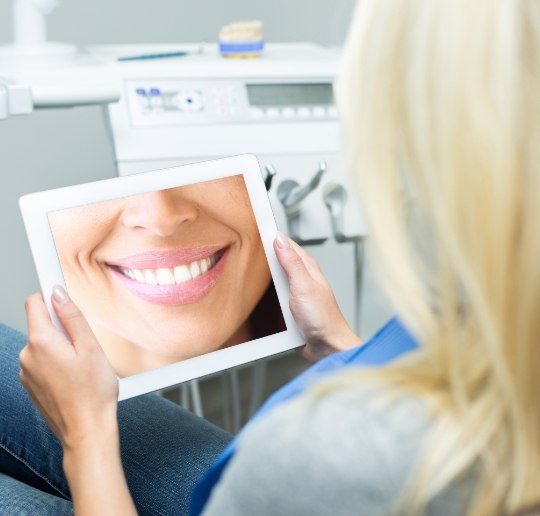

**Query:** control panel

left=126, top=79, right=338, bottom=126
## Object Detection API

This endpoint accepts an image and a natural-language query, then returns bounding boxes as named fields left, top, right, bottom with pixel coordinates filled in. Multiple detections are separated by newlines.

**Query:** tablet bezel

left=19, top=154, right=303, bottom=401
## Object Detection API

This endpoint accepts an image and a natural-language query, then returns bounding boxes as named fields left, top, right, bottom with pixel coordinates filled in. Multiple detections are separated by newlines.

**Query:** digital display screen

left=247, top=83, right=334, bottom=107
left=47, top=175, right=286, bottom=378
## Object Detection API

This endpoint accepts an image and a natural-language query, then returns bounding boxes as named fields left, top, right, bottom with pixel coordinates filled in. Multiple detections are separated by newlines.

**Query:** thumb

left=51, top=285, right=96, bottom=347
left=274, top=233, right=312, bottom=293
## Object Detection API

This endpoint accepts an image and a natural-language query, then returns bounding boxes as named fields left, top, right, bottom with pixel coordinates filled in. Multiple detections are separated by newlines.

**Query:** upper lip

left=105, top=245, right=227, bottom=270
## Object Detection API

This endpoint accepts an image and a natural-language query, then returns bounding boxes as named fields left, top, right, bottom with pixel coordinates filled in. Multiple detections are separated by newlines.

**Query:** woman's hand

left=274, top=233, right=361, bottom=363
left=20, top=286, right=119, bottom=452
left=21, top=287, right=137, bottom=516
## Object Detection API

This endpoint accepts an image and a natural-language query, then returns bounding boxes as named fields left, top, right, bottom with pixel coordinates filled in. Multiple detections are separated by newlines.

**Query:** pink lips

left=107, top=245, right=225, bottom=270
left=107, top=246, right=229, bottom=306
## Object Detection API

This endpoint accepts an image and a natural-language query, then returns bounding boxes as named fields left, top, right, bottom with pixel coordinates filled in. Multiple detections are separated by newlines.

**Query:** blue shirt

left=190, top=318, right=418, bottom=515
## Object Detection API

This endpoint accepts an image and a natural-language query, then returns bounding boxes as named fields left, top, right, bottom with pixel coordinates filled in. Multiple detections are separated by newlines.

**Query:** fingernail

left=52, top=285, right=70, bottom=304
left=275, top=232, right=291, bottom=249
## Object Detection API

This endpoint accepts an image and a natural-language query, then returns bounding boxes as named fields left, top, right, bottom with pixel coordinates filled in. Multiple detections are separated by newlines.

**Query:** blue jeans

left=0, top=323, right=232, bottom=515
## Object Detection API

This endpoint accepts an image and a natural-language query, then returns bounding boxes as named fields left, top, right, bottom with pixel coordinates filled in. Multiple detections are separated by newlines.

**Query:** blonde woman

left=1, top=0, right=539, bottom=514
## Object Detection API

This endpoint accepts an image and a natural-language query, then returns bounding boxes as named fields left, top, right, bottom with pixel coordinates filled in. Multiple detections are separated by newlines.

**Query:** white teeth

left=144, top=269, right=158, bottom=285
left=173, top=265, right=191, bottom=283
left=200, top=258, right=208, bottom=273
left=156, top=268, right=176, bottom=285
left=190, top=261, right=201, bottom=279
left=119, top=252, right=221, bottom=286
left=134, top=269, right=145, bottom=283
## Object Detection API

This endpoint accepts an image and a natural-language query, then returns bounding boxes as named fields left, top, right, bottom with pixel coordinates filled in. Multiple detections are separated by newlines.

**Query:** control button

left=297, top=107, right=311, bottom=118
left=250, top=107, right=264, bottom=119
left=312, top=106, right=326, bottom=118
left=281, top=107, right=295, bottom=119
left=265, top=108, right=280, bottom=119
left=136, top=88, right=146, bottom=96
left=150, top=88, right=161, bottom=96
left=172, top=90, right=204, bottom=112
left=327, top=106, right=339, bottom=117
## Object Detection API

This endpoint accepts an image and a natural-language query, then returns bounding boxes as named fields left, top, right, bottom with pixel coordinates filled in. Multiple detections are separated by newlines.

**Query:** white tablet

left=19, top=154, right=302, bottom=401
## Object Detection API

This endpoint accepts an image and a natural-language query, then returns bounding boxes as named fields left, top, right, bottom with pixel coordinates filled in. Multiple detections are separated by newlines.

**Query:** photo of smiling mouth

left=106, top=246, right=229, bottom=306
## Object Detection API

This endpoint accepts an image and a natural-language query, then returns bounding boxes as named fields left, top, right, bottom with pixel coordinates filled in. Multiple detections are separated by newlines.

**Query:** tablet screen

left=47, top=175, right=286, bottom=378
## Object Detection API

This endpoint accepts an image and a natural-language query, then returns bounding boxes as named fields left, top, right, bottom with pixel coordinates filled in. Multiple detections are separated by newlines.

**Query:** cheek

left=205, top=181, right=252, bottom=223
left=242, top=227, right=271, bottom=292
left=51, top=225, right=106, bottom=278
left=56, top=236, right=95, bottom=270
left=252, top=249, right=272, bottom=289
left=49, top=206, right=118, bottom=262
left=52, top=234, right=83, bottom=274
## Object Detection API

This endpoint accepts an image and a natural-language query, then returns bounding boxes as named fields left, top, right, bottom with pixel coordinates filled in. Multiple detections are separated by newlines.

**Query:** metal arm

left=277, top=160, right=326, bottom=215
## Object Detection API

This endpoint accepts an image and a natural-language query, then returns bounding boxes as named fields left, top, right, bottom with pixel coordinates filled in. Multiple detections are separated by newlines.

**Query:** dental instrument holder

left=264, top=164, right=276, bottom=191
left=323, top=182, right=365, bottom=334
left=277, top=161, right=328, bottom=246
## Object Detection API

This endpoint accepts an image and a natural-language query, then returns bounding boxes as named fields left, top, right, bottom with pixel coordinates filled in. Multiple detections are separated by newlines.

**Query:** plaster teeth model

left=219, top=21, right=264, bottom=58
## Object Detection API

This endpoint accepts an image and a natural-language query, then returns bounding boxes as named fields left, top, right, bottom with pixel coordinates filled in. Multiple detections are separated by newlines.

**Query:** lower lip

left=108, top=250, right=229, bottom=306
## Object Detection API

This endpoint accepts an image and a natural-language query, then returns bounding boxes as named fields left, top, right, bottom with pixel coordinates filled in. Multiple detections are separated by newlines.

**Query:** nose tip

left=122, top=190, right=198, bottom=236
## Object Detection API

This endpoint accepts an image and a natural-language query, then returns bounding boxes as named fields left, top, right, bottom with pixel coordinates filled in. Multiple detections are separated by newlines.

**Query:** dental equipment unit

left=2, top=7, right=368, bottom=426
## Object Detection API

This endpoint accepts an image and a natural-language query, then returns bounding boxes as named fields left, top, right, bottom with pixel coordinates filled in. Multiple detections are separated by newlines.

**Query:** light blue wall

left=0, top=0, right=358, bottom=331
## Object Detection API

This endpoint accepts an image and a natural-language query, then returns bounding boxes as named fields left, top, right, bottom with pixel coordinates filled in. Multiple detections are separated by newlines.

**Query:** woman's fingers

left=25, top=293, right=58, bottom=341
left=51, top=285, right=96, bottom=349
left=274, top=233, right=313, bottom=294
left=275, top=233, right=328, bottom=286
left=288, top=239, right=328, bottom=285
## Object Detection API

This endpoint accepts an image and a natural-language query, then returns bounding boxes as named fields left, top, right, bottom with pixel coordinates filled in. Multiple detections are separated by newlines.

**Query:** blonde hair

left=334, top=0, right=540, bottom=513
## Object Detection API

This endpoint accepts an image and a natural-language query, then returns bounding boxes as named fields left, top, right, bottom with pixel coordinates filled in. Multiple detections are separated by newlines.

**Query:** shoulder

left=204, top=381, right=434, bottom=516
left=246, top=382, right=433, bottom=478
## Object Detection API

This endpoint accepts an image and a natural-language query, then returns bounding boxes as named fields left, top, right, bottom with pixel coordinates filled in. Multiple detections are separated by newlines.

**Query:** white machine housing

left=91, top=43, right=366, bottom=325
left=93, top=43, right=365, bottom=242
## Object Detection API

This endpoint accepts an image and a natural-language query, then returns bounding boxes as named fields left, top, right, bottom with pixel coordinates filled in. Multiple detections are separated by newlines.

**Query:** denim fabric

left=0, top=323, right=232, bottom=516
left=0, top=472, right=73, bottom=516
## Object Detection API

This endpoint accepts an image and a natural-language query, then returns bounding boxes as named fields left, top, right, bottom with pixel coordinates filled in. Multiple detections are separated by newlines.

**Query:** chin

left=137, top=335, right=225, bottom=361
